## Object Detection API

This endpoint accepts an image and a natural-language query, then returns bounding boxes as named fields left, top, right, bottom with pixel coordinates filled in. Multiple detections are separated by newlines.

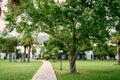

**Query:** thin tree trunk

left=23, top=47, right=26, bottom=62
left=27, top=46, right=31, bottom=63
left=13, top=53, right=17, bottom=62
left=10, top=0, right=19, bottom=18
left=9, top=53, right=12, bottom=62
left=117, top=47, right=120, bottom=64
left=5, top=52, right=8, bottom=59
left=14, top=46, right=17, bottom=62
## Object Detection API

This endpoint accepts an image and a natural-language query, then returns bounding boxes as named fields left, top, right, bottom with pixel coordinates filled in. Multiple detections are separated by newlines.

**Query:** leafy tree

left=0, top=37, right=8, bottom=58
left=5, top=0, right=38, bottom=62
left=44, top=36, right=67, bottom=60
left=25, top=0, right=109, bottom=73
left=112, top=32, right=120, bottom=64
left=20, top=31, right=34, bottom=62
left=9, top=37, right=18, bottom=62
left=93, top=42, right=116, bottom=59
left=0, top=37, right=18, bottom=61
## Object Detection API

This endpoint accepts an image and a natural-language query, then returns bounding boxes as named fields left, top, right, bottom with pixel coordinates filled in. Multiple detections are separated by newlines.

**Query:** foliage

left=43, top=37, right=68, bottom=60
left=16, top=49, right=22, bottom=59
left=44, top=54, right=50, bottom=60
left=0, top=37, right=18, bottom=53
left=32, top=47, right=36, bottom=55
left=20, top=32, right=33, bottom=47
left=93, top=42, right=116, bottom=59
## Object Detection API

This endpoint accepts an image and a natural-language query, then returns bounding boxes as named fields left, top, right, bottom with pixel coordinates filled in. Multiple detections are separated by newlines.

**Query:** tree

left=10, top=37, right=18, bottom=62
left=20, top=31, right=34, bottom=62
left=0, top=37, right=18, bottom=62
left=107, top=0, right=120, bottom=64
left=6, top=0, right=120, bottom=73
left=93, top=42, right=116, bottom=60
left=116, top=37, right=120, bottom=64
left=44, top=36, right=67, bottom=60
left=25, top=0, right=110, bottom=73
left=112, top=32, right=120, bottom=64
left=5, top=3, right=37, bottom=62
left=0, top=37, right=8, bottom=59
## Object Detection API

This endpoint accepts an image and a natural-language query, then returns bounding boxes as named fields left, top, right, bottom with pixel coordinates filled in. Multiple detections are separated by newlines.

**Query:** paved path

left=32, top=60, right=57, bottom=80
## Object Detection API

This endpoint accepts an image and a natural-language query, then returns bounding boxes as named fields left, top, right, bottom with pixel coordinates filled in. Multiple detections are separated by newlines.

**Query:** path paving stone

left=32, top=60, right=57, bottom=80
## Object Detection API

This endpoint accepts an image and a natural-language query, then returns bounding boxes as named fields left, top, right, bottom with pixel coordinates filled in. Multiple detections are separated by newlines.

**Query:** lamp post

left=58, top=50, right=63, bottom=70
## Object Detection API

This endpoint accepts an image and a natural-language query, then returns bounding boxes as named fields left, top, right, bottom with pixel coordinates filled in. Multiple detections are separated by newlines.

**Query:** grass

left=52, top=60, right=120, bottom=80
left=0, top=60, right=42, bottom=80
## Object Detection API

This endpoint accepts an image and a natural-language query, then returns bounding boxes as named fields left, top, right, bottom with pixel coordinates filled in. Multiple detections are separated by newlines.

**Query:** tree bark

left=9, top=53, right=12, bottom=62
left=27, top=46, right=31, bottom=63
left=14, top=46, right=17, bottom=62
left=4, top=53, right=8, bottom=59
left=117, top=47, right=120, bottom=65
left=69, top=24, right=77, bottom=73
left=23, top=46, right=26, bottom=62
left=69, top=56, right=76, bottom=73
left=10, top=0, right=19, bottom=18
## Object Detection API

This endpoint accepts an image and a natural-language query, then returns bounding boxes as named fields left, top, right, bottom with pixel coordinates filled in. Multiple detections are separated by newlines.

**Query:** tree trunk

left=27, top=46, right=31, bottom=63
left=0, top=0, right=2, bottom=17
left=14, top=46, right=17, bottom=62
left=117, top=47, right=120, bottom=64
left=69, top=57, right=76, bottom=73
left=4, top=53, right=8, bottom=59
left=13, top=52, right=17, bottom=62
left=9, top=53, right=12, bottom=62
left=23, top=47, right=26, bottom=62
left=10, top=0, right=19, bottom=18
left=68, top=24, right=78, bottom=73
left=69, top=24, right=77, bottom=73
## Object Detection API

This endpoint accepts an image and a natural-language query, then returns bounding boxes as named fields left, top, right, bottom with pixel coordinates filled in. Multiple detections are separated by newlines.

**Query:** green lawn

left=52, top=60, right=120, bottom=80
left=0, top=60, right=42, bottom=80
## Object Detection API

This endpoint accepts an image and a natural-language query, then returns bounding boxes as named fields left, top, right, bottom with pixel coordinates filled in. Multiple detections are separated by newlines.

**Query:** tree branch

left=41, top=28, right=69, bottom=49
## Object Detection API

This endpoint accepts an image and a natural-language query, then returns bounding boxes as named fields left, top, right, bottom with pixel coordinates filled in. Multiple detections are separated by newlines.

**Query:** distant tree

left=20, top=32, right=34, bottom=62
left=0, top=37, right=8, bottom=59
left=44, top=37, right=67, bottom=60
left=93, top=42, right=116, bottom=60
left=112, top=34, right=120, bottom=64
left=0, top=37, right=18, bottom=62
left=10, top=37, right=18, bottom=62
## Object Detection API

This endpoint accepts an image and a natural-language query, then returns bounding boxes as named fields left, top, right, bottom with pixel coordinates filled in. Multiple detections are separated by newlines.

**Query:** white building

left=0, top=53, right=5, bottom=59
left=85, top=51, right=94, bottom=60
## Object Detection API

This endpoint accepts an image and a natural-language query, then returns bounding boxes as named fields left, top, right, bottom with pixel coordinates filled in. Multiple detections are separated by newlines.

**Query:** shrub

left=44, top=54, right=50, bottom=60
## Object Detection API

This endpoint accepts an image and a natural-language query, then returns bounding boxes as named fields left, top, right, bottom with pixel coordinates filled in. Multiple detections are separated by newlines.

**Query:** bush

left=44, top=54, right=50, bottom=60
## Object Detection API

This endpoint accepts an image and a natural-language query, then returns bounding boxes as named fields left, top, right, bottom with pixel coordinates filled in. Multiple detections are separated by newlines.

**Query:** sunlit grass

left=52, top=60, right=120, bottom=80
left=0, top=60, right=42, bottom=80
